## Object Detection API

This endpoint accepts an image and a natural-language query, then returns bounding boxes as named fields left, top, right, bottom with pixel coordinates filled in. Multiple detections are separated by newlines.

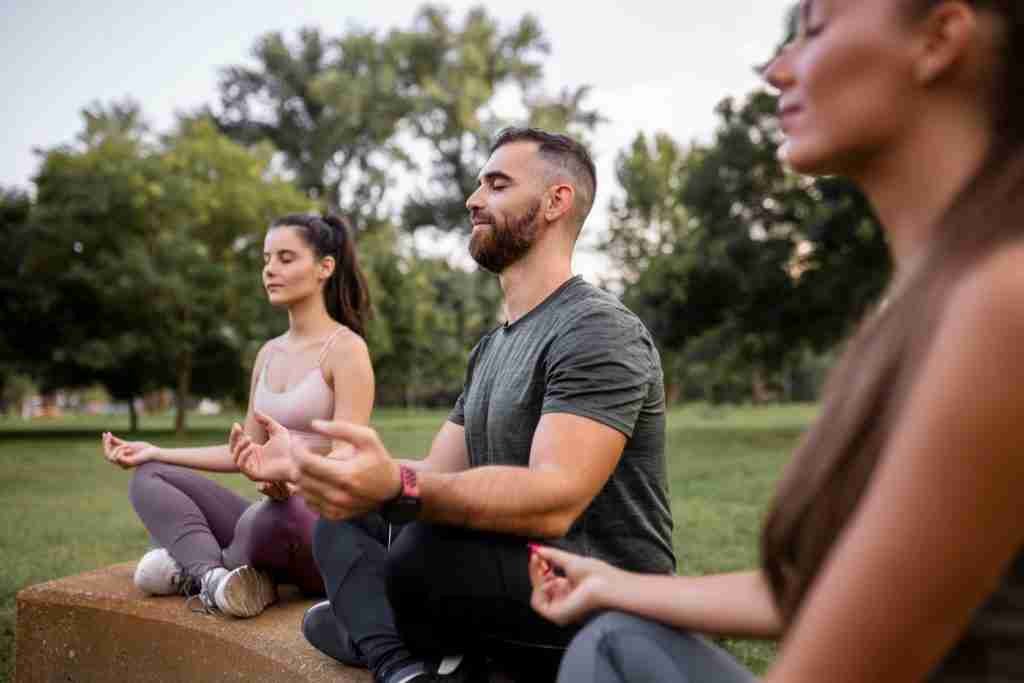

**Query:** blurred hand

left=257, top=480, right=296, bottom=500
left=293, top=419, right=402, bottom=520
left=230, top=413, right=298, bottom=482
left=101, top=432, right=160, bottom=469
left=528, top=544, right=619, bottom=626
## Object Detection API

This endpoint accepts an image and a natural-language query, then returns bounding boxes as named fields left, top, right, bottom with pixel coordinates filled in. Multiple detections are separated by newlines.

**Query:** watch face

left=384, top=497, right=421, bottom=525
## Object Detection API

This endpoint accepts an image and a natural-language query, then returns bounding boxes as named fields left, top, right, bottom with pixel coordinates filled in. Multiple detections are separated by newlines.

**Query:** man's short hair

left=490, top=127, right=597, bottom=231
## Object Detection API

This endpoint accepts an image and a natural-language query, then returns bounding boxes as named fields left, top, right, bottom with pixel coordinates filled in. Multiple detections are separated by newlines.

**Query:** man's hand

left=294, top=419, right=402, bottom=520
left=230, top=413, right=298, bottom=482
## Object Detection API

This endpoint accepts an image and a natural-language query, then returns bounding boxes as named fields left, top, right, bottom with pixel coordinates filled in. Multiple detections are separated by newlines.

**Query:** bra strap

left=317, top=327, right=346, bottom=366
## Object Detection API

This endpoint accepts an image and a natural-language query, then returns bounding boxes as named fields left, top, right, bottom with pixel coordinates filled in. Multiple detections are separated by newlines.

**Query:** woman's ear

left=319, top=255, right=336, bottom=281
left=913, top=2, right=977, bottom=84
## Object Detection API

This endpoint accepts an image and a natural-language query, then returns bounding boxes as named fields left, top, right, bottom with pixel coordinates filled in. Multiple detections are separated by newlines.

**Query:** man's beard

left=468, top=200, right=542, bottom=274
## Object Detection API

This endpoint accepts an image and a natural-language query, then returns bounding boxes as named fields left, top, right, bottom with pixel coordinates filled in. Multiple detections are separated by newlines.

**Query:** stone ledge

left=15, top=562, right=371, bottom=683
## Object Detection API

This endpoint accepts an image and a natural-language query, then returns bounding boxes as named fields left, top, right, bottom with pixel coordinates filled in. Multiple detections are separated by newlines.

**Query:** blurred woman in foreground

left=530, top=1, right=1024, bottom=680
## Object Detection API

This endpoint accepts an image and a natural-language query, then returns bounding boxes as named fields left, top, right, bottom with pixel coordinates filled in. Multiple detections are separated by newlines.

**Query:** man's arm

left=400, top=420, right=470, bottom=474
left=417, top=412, right=625, bottom=537
left=293, top=412, right=625, bottom=538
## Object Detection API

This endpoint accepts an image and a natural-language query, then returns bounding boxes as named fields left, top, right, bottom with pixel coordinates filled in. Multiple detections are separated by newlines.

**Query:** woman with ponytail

left=528, top=2, right=1024, bottom=681
left=101, top=213, right=374, bottom=618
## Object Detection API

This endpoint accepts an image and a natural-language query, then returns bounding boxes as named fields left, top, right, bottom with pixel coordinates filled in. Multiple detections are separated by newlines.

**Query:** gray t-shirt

left=449, top=276, right=675, bottom=574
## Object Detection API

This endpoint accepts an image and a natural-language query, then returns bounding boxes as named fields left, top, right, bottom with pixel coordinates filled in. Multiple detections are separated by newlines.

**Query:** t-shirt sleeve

left=542, top=306, right=656, bottom=438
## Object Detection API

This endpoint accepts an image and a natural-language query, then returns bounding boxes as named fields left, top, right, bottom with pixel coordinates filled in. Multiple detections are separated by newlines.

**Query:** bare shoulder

left=324, top=328, right=372, bottom=375
left=945, top=243, right=1024, bottom=337
left=253, top=335, right=285, bottom=368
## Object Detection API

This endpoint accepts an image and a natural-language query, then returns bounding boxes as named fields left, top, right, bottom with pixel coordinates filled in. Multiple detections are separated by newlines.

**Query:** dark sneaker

left=301, top=600, right=364, bottom=666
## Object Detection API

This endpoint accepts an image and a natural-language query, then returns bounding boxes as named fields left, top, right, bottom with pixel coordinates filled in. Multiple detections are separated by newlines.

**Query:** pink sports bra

left=252, top=327, right=345, bottom=451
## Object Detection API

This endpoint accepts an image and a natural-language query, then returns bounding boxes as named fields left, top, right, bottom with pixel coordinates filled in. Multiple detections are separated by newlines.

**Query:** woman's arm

left=324, top=329, right=374, bottom=439
left=766, top=249, right=1024, bottom=683
left=102, top=343, right=275, bottom=472
left=529, top=546, right=782, bottom=639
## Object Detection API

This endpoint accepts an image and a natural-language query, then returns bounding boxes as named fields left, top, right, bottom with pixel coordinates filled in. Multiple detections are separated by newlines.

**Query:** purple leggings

left=129, top=461, right=323, bottom=596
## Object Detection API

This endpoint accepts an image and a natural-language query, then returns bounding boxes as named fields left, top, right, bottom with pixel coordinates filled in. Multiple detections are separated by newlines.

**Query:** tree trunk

left=128, top=397, right=138, bottom=433
left=175, top=351, right=192, bottom=436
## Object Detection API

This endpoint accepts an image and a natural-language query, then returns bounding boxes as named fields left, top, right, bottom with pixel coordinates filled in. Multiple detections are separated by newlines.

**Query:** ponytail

left=321, top=214, right=371, bottom=337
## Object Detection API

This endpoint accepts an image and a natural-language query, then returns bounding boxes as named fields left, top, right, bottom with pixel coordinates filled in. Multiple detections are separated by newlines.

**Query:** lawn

left=0, top=403, right=816, bottom=681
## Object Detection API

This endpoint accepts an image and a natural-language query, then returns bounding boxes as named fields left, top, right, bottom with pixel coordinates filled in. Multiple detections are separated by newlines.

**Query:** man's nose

left=466, top=186, right=484, bottom=211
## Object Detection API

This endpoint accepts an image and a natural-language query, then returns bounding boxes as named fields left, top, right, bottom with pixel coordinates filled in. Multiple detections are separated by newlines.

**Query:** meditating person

left=528, top=1, right=1024, bottom=681
left=233, top=128, right=675, bottom=681
left=100, top=213, right=373, bottom=618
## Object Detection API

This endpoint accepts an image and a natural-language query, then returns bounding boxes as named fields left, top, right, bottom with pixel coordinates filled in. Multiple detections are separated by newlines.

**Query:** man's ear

left=544, top=183, right=576, bottom=223
left=913, top=1, right=977, bottom=84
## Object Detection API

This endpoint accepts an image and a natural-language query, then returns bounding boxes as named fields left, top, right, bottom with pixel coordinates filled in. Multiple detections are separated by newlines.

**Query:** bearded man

left=236, top=128, right=674, bottom=682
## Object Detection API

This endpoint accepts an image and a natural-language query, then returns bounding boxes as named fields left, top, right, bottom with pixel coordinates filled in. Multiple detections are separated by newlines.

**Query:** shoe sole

left=217, top=566, right=277, bottom=618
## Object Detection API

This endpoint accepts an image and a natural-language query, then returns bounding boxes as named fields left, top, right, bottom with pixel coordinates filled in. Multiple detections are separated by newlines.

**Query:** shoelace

left=180, top=574, right=219, bottom=615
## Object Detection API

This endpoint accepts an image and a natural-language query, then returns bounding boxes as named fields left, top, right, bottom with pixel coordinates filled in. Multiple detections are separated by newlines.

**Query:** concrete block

left=15, top=563, right=371, bottom=682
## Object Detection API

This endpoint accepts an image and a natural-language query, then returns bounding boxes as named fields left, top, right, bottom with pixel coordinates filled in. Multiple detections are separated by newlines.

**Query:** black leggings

left=313, top=515, right=577, bottom=682
left=557, top=611, right=758, bottom=683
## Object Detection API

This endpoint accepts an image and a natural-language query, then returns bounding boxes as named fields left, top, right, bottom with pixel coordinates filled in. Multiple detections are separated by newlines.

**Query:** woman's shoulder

left=952, top=242, right=1024, bottom=318
left=937, top=242, right=1024, bottom=358
left=322, top=326, right=371, bottom=370
left=252, top=335, right=286, bottom=369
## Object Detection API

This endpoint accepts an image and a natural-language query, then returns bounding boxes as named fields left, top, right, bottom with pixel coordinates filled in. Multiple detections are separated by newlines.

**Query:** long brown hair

left=762, top=0, right=1024, bottom=625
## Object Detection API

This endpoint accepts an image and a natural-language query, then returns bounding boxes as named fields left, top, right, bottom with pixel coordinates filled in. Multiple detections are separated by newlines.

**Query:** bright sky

left=2, top=0, right=791, bottom=279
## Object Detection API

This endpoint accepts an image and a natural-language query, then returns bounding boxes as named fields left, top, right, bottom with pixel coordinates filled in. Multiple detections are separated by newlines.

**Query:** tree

left=216, top=27, right=413, bottom=217
left=604, top=91, right=888, bottom=402
left=0, top=186, right=42, bottom=403
left=399, top=5, right=602, bottom=235
left=213, top=7, right=605, bottom=401
left=31, top=103, right=310, bottom=432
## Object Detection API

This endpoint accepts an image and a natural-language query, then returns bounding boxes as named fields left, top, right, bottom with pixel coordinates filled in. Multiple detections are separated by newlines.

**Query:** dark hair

left=490, top=127, right=598, bottom=229
left=762, top=1, right=1024, bottom=625
left=269, top=213, right=371, bottom=338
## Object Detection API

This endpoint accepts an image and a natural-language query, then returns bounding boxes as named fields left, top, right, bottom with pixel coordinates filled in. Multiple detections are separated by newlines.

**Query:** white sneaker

left=134, top=548, right=185, bottom=596
left=198, top=565, right=277, bottom=618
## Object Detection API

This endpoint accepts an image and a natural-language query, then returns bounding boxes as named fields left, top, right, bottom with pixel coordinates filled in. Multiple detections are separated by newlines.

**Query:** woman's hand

left=528, top=544, right=621, bottom=626
left=101, top=432, right=160, bottom=469
left=230, top=413, right=298, bottom=482
left=257, top=480, right=296, bottom=500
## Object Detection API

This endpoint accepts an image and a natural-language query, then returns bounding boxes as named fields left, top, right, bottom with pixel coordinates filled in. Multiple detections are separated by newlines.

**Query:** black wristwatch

left=380, top=464, right=422, bottom=524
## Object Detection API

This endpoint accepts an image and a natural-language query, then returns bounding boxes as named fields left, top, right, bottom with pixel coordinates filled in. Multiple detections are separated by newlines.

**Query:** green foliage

left=27, top=103, right=311, bottom=431
left=210, top=6, right=606, bottom=403
left=398, top=5, right=602, bottom=235
left=216, top=27, right=413, bottom=215
left=361, top=224, right=499, bottom=406
left=213, top=6, right=601, bottom=235
left=0, top=186, right=40, bottom=393
left=604, top=90, right=889, bottom=402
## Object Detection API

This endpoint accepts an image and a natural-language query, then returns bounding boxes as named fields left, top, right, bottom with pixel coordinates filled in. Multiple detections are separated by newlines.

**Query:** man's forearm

left=416, top=465, right=580, bottom=538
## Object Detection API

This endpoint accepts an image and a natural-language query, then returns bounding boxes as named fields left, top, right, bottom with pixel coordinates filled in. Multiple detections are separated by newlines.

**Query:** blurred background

left=1, top=1, right=889, bottom=428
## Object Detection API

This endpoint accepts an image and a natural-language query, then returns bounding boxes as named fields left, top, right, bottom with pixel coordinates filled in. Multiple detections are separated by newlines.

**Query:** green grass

left=0, top=403, right=816, bottom=681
